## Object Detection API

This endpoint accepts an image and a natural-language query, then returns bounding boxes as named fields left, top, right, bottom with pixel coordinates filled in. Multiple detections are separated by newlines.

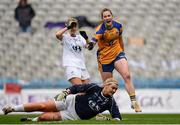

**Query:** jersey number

left=72, top=45, right=82, bottom=52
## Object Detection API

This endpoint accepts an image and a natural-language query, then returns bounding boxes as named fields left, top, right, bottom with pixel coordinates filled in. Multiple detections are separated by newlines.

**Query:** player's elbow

left=55, top=33, right=61, bottom=40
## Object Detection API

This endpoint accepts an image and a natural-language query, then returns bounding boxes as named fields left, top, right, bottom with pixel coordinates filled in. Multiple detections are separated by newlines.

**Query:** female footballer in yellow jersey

left=87, top=8, right=141, bottom=112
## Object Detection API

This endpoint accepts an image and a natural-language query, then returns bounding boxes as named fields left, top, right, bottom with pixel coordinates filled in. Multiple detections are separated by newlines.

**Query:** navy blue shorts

left=100, top=52, right=127, bottom=72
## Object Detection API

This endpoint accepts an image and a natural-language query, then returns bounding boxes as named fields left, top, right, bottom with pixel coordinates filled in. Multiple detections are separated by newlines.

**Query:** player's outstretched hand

left=86, top=42, right=94, bottom=50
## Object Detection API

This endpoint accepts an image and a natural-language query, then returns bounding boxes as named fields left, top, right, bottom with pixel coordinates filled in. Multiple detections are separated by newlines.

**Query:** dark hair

left=19, top=0, right=27, bottom=6
left=100, top=8, right=113, bottom=19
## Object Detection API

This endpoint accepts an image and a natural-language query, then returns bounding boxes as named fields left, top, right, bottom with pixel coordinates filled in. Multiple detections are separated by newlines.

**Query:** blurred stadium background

left=0, top=0, right=180, bottom=113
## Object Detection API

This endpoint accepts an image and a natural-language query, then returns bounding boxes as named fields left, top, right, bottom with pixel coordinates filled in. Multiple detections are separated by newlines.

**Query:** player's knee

left=38, top=113, right=47, bottom=121
left=123, top=73, right=131, bottom=81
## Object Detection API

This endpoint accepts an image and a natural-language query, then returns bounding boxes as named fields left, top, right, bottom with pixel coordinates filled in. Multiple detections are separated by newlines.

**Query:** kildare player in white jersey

left=55, top=18, right=90, bottom=85
left=55, top=18, right=109, bottom=120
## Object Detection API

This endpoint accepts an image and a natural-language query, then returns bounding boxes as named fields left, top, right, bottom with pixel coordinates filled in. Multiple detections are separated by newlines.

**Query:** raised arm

left=56, top=19, right=77, bottom=40
left=55, top=27, right=68, bottom=41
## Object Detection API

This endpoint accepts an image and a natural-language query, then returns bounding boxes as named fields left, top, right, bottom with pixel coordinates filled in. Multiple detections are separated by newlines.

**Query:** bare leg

left=69, top=77, right=83, bottom=85
left=23, top=100, right=57, bottom=112
left=100, top=72, right=113, bottom=82
left=114, top=58, right=135, bottom=95
left=38, top=112, right=62, bottom=121
left=114, top=58, right=141, bottom=112
left=2, top=100, right=58, bottom=115
left=20, top=112, right=62, bottom=122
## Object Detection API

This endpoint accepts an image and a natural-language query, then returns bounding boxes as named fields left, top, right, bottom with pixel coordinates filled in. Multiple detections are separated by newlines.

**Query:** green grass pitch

left=0, top=114, right=180, bottom=124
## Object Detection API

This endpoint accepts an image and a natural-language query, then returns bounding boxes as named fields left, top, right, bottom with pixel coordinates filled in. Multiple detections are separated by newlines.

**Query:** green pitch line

left=0, top=114, right=180, bottom=124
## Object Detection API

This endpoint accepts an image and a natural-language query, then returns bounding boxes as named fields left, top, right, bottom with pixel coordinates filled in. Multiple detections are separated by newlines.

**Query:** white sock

left=13, top=104, right=24, bottom=112
left=31, top=117, right=39, bottom=121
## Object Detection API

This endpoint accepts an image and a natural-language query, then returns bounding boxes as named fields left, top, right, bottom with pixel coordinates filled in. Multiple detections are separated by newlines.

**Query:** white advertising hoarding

left=0, top=89, right=180, bottom=113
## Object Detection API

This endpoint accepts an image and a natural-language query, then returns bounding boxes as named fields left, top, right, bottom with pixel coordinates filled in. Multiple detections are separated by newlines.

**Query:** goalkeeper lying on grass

left=2, top=78, right=122, bottom=122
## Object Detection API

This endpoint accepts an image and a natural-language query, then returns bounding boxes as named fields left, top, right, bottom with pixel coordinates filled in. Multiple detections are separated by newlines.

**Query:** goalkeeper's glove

left=54, top=90, right=69, bottom=101
left=79, top=31, right=88, bottom=40
left=95, top=114, right=111, bottom=121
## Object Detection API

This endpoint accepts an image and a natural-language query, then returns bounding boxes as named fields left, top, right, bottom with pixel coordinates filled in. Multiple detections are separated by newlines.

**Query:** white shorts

left=55, top=95, right=80, bottom=120
left=66, top=66, right=90, bottom=81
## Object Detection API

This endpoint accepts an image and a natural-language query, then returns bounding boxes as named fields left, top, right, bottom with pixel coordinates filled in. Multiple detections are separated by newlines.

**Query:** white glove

left=54, top=90, right=69, bottom=101
left=95, top=114, right=111, bottom=120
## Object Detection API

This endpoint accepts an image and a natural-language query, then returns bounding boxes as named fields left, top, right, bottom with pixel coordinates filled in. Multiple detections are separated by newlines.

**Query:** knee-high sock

left=13, top=105, right=24, bottom=112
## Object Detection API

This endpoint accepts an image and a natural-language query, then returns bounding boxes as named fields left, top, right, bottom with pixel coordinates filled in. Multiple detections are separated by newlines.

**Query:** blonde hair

left=66, top=17, right=78, bottom=26
left=104, top=78, right=118, bottom=85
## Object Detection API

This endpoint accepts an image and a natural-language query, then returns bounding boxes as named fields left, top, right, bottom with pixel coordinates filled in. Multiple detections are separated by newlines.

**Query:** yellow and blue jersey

left=92, top=20, right=124, bottom=65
